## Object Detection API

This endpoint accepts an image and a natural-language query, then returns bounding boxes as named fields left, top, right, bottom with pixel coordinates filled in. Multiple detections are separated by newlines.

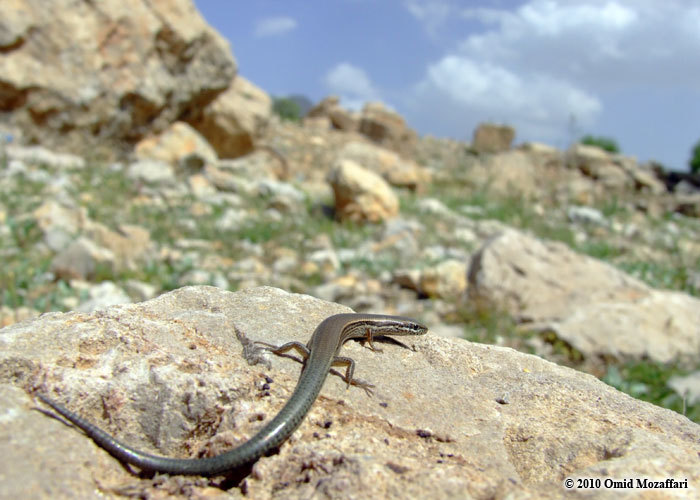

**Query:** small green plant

left=603, top=361, right=700, bottom=424
left=580, top=135, right=620, bottom=154
left=689, top=139, right=700, bottom=174
left=272, top=97, right=302, bottom=122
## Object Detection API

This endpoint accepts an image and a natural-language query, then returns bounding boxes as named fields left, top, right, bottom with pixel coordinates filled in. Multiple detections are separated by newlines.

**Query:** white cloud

left=414, top=55, right=601, bottom=143
left=254, top=16, right=297, bottom=38
left=324, top=63, right=380, bottom=110
left=468, top=1, right=638, bottom=36
left=457, top=1, right=700, bottom=87
left=408, top=0, right=700, bottom=146
left=404, top=0, right=452, bottom=36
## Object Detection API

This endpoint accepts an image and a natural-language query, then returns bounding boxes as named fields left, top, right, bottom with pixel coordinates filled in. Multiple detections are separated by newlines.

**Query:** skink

left=37, top=313, right=427, bottom=476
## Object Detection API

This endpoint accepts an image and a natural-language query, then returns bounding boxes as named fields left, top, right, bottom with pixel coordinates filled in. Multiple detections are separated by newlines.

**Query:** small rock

left=472, top=123, right=515, bottom=154
left=566, top=205, right=606, bottom=226
left=77, top=281, right=132, bottom=312
left=51, top=237, right=115, bottom=281
left=134, top=122, right=218, bottom=172
left=127, top=160, right=177, bottom=186
left=327, top=159, right=399, bottom=222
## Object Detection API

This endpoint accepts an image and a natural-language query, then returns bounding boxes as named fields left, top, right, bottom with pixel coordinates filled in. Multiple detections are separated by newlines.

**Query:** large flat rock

left=1, top=286, right=697, bottom=498
left=468, top=229, right=700, bottom=362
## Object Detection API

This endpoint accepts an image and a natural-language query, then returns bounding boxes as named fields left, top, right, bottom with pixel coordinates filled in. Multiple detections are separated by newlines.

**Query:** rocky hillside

left=1, top=1, right=699, bottom=498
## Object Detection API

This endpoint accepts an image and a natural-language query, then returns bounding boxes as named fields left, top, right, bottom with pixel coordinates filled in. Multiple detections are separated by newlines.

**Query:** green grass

left=580, top=135, right=620, bottom=154
left=603, top=361, right=700, bottom=423
left=3, top=143, right=700, bottom=425
left=618, top=260, right=698, bottom=295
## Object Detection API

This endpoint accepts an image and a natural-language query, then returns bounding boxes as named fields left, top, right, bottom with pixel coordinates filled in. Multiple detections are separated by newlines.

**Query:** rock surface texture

left=468, top=229, right=700, bottom=362
left=1, top=286, right=698, bottom=499
left=0, top=0, right=236, bottom=157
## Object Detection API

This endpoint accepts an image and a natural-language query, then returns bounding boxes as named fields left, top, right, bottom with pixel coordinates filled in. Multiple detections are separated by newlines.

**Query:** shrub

left=273, top=97, right=302, bottom=122
left=689, top=139, right=700, bottom=174
left=580, top=135, right=620, bottom=154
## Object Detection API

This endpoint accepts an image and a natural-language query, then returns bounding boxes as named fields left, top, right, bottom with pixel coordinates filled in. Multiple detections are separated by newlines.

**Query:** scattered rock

left=517, top=141, right=561, bottom=162
left=419, top=259, right=468, bottom=299
left=533, top=291, right=700, bottom=362
left=327, top=159, right=399, bottom=222
left=126, top=159, right=177, bottom=186
left=50, top=237, right=116, bottom=281
left=75, top=281, right=132, bottom=312
left=567, top=144, right=631, bottom=191
left=33, top=201, right=87, bottom=252
left=75, top=226, right=147, bottom=277
left=392, top=269, right=423, bottom=293
left=358, top=102, right=418, bottom=157
left=472, top=123, right=515, bottom=154
left=0, top=305, right=40, bottom=328
left=674, top=193, right=700, bottom=217
left=189, top=75, right=272, bottom=159
left=4, top=145, right=86, bottom=170
left=630, top=165, right=667, bottom=195
left=187, top=173, right=217, bottom=199
left=466, top=150, right=539, bottom=198
left=338, top=141, right=430, bottom=191
left=566, top=205, right=607, bottom=226
left=256, top=179, right=306, bottom=212
left=123, top=280, right=159, bottom=302
left=306, top=95, right=358, bottom=131
left=134, top=121, right=218, bottom=172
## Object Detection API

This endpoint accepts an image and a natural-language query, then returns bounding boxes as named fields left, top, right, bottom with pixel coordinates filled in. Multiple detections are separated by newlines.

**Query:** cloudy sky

left=194, top=0, right=700, bottom=171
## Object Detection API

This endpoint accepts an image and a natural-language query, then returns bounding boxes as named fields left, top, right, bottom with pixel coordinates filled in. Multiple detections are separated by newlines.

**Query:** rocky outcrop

left=304, top=98, right=418, bottom=157
left=462, top=150, right=540, bottom=198
left=468, top=229, right=700, bottom=362
left=187, top=75, right=272, bottom=159
left=0, top=0, right=236, bottom=158
left=358, top=102, right=418, bottom=157
left=305, top=95, right=359, bottom=131
left=1, top=286, right=698, bottom=498
left=566, top=144, right=667, bottom=195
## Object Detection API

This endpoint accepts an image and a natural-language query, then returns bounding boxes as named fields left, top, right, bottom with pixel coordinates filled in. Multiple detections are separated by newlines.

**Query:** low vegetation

left=580, top=134, right=620, bottom=154
left=1, top=146, right=699, bottom=423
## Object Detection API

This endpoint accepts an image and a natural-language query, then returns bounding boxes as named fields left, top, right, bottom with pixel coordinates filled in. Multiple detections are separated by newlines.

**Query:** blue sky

left=194, top=0, right=700, bottom=171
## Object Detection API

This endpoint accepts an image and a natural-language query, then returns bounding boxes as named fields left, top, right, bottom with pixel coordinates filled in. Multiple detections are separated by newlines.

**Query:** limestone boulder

left=50, top=237, right=116, bottom=281
left=306, top=95, right=358, bottom=131
left=0, top=0, right=236, bottom=158
left=327, top=159, right=399, bottom=222
left=472, top=123, right=515, bottom=154
left=468, top=229, right=700, bottom=362
left=674, top=193, right=700, bottom=218
left=338, top=141, right=431, bottom=191
left=419, top=259, right=468, bottom=299
left=188, top=75, right=272, bottom=159
left=358, top=102, right=418, bottom=157
left=464, top=151, right=539, bottom=198
left=1, top=286, right=698, bottom=498
left=567, top=144, right=631, bottom=191
left=32, top=201, right=89, bottom=252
